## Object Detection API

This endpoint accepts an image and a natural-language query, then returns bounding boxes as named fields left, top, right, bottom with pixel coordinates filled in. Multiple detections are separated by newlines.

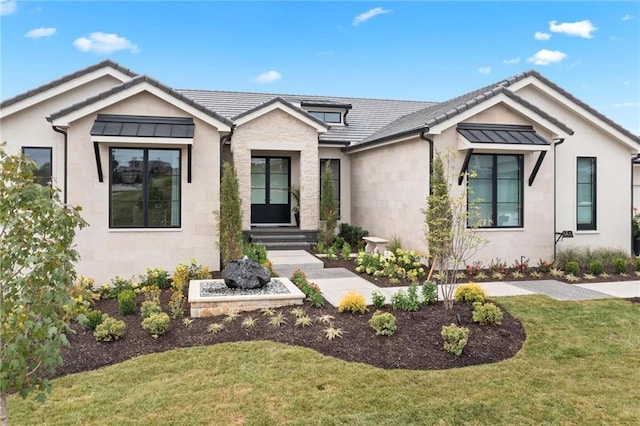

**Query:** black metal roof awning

left=91, top=114, right=194, bottom=138
left=457, top=123, right=550, bottom=146
left=456, top=123, right=551, bottom=187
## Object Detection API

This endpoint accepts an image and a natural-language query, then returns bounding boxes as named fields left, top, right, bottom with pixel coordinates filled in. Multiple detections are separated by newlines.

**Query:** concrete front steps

left=247, top=227, right=317, bottom=251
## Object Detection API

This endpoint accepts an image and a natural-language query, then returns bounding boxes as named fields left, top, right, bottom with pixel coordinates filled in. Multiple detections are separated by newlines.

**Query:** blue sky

left=2, top=1, right=639, bottom=134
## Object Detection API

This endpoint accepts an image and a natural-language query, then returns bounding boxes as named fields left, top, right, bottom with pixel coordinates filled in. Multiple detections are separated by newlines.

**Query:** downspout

left=219, top=127, right=235, bottom=182
left=553, top=138, right=565, bottom=262
left=51, top=125, right=68, bottom=204
left=632, top=154, right=640, bottom=254
left=419, top=131, right=434, bottom=195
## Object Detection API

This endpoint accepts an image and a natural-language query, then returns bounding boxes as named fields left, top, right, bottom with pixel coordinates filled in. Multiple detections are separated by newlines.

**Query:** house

left=1, top=60, right=638, bottom=284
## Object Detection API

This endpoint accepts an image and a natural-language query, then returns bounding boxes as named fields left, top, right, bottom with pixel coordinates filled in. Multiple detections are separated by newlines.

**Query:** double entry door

left=251, top=157, right=291, bottom=224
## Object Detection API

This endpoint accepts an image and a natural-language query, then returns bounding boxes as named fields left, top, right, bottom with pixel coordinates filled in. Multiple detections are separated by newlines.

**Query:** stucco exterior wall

left=350, top=138, right=430, bottom=252
left=231, top=108, right=320, bottom=230
left=349, top=102, right=559, bottom=265
left=64, top=91, right=222, bottom=284
left=319, top=146, right=351, bottom=225
left=515, top=85, right=634, bottom=254
left=0, top=75, right=126, bottom=200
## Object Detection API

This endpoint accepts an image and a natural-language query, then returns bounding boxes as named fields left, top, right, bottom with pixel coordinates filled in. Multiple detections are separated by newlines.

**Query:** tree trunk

left=1, top=392, right=8, bottom=426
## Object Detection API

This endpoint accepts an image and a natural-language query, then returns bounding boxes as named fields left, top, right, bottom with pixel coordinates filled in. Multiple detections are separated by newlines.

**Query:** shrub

left=340, top=242, right=351, bottom=261
left=391, top=284, right=421, bottom=311
left=636, top=257, right=640, bottom=272
left=369, top=311, right=397, bottom=336
left=243, top=242, right=268, bottom=264
left=371, top=291, right=386, bottom=309
left=613, top=257, right=628, bottom=274
left=141, top=300, right=163, bottom=318
left=421, top=281, right=438, bottom=305
left=454, top=283, right=486, bottom=304
left=103, top=276, right=136, bottom=299
left=84, top=309, right=104, bottom=330
left=118, top=289, right=137, bottom=315
left=588, top=260, right=604, bottom=275
left=441, top=324, right=469, bottom=356
left=141, top=312, right=170, bottom=337
left=565, top=261, right=580, bottom=276
left=387, top=234, right=403, bottom=254
left=140, top=285, right=161, bottom=303
left=319, top=160, right=338, bottom=245
left=140, top=267, right=169, bottom=289
left=338, top=223, right=369, bottom=251
left=217, top=161, right=243, bottom=266
left=472, top=302, right=503, bottom=325
left=338, top=291, right=367, bottom=314
left=289, top=271, right=324, bottom=308
left=94, top=316, right=126, bottom=342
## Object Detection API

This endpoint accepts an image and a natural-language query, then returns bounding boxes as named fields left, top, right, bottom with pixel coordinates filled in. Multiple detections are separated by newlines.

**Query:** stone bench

left=362, top=236, right=389, bottom=254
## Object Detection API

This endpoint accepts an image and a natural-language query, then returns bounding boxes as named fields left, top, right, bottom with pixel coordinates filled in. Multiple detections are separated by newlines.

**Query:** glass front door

left=251, top=157, right=290, bottom=224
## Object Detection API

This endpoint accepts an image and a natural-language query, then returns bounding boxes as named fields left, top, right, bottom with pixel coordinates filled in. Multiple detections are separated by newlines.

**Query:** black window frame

left=576, top=156, right=597, bottom=231
left=22, top=146, right=53, bottom=186
left=309, top=111, right=342, bottom=124
left=109, top=147, right=182, bottom=229
left=467, top=153, right=524, bottom=229
left=319, top=158, right=341, bottom=219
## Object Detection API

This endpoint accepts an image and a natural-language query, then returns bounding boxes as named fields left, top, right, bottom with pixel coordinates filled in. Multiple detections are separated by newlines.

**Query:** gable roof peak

left=1, top=60, right=138, bottom=110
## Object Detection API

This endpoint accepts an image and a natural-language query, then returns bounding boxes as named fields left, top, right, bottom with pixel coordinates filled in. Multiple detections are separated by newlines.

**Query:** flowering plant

left=633, top=208, right=640, bottom=238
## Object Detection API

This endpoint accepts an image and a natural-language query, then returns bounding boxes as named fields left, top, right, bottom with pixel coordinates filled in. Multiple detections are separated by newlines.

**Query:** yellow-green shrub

left=441, top=323, right=469, bottom=356
left=338, top=291, right=367, bottom=314
left=369, top=311, right=397, bottom=336
left=472, top=302, right=503, bottom=325
left=141, top=312, right=170, bottom=338
left=454, top=282, right=486, bottom=304
left=93, top=316, right=126, bottom=342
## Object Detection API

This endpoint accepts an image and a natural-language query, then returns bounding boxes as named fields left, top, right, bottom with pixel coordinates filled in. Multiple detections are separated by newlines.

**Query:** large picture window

left=468, top=154, right=523, bottom=228
left=110, top=148, right=181, bottom=228
left=22, top=147, right=52, bottom=186
left=576, top=157, right=596, bottom=230
left=320, top=159, right=340, bottom=218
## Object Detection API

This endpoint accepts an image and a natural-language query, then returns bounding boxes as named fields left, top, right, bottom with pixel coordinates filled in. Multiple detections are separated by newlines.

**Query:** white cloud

left=0, top=0, right=17, bottom=15
left=503, top=57, right=521, bottom=65
left=527, top=49, right=567, bottom=65
left=73, top=32, right=139, bottom=54
left=613, top=102, right=640, bottom=108
left=622, top=14, right=634, bottom=22
left=534, top=31, right=551, bottom=41
left=478, top=67, right=491, bottom=74
left=549, top=20, right=597, bottom=38
left=353, top=7, right=389, bottom=26
left=251, top=70, right=282, bottom=83
left=25, top=27, right=56, bottom=39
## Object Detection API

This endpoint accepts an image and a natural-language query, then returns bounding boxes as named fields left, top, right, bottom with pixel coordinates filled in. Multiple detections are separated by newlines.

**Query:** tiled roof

left=176, top=89, right=435, bottom=143
left=47, top=75, right=233, bottom=127
left=356, top=80, right=574, bottom=148
left=232, top=96, right=328, bottom=129
left=1, top=60, right=137, bottom=109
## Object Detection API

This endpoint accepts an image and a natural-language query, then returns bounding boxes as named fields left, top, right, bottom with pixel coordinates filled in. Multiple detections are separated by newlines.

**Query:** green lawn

left=8, top=296, right=640, bottom=425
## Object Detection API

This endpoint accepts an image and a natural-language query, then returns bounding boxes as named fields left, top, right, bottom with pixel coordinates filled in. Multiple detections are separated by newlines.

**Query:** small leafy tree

left=423, top=149, right=488, bottom=309
left=216, top=161, right=243, bottom=266
left=319, top=160, right=337, bottom=245
left=0, top=145, right=87, bottom=423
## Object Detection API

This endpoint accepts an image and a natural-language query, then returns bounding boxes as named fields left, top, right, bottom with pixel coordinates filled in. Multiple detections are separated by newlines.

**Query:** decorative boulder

left=222, top=257, right=271, bottom=289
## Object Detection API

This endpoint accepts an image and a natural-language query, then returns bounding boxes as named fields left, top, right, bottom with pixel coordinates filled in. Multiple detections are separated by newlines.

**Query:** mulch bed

left=51, top=255, right=639, bottom=380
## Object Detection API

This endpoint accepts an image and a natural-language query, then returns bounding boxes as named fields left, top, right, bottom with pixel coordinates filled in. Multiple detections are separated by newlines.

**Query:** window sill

left=109, top=228, right=182, bottom=233
left=575, top=230, right=598, bottom=235
left=474, top=227, right=524, bottom=232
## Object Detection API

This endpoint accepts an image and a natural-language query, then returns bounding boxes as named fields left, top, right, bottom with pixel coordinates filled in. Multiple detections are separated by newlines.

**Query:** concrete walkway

left=268, top=250, right=640, bottom=307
